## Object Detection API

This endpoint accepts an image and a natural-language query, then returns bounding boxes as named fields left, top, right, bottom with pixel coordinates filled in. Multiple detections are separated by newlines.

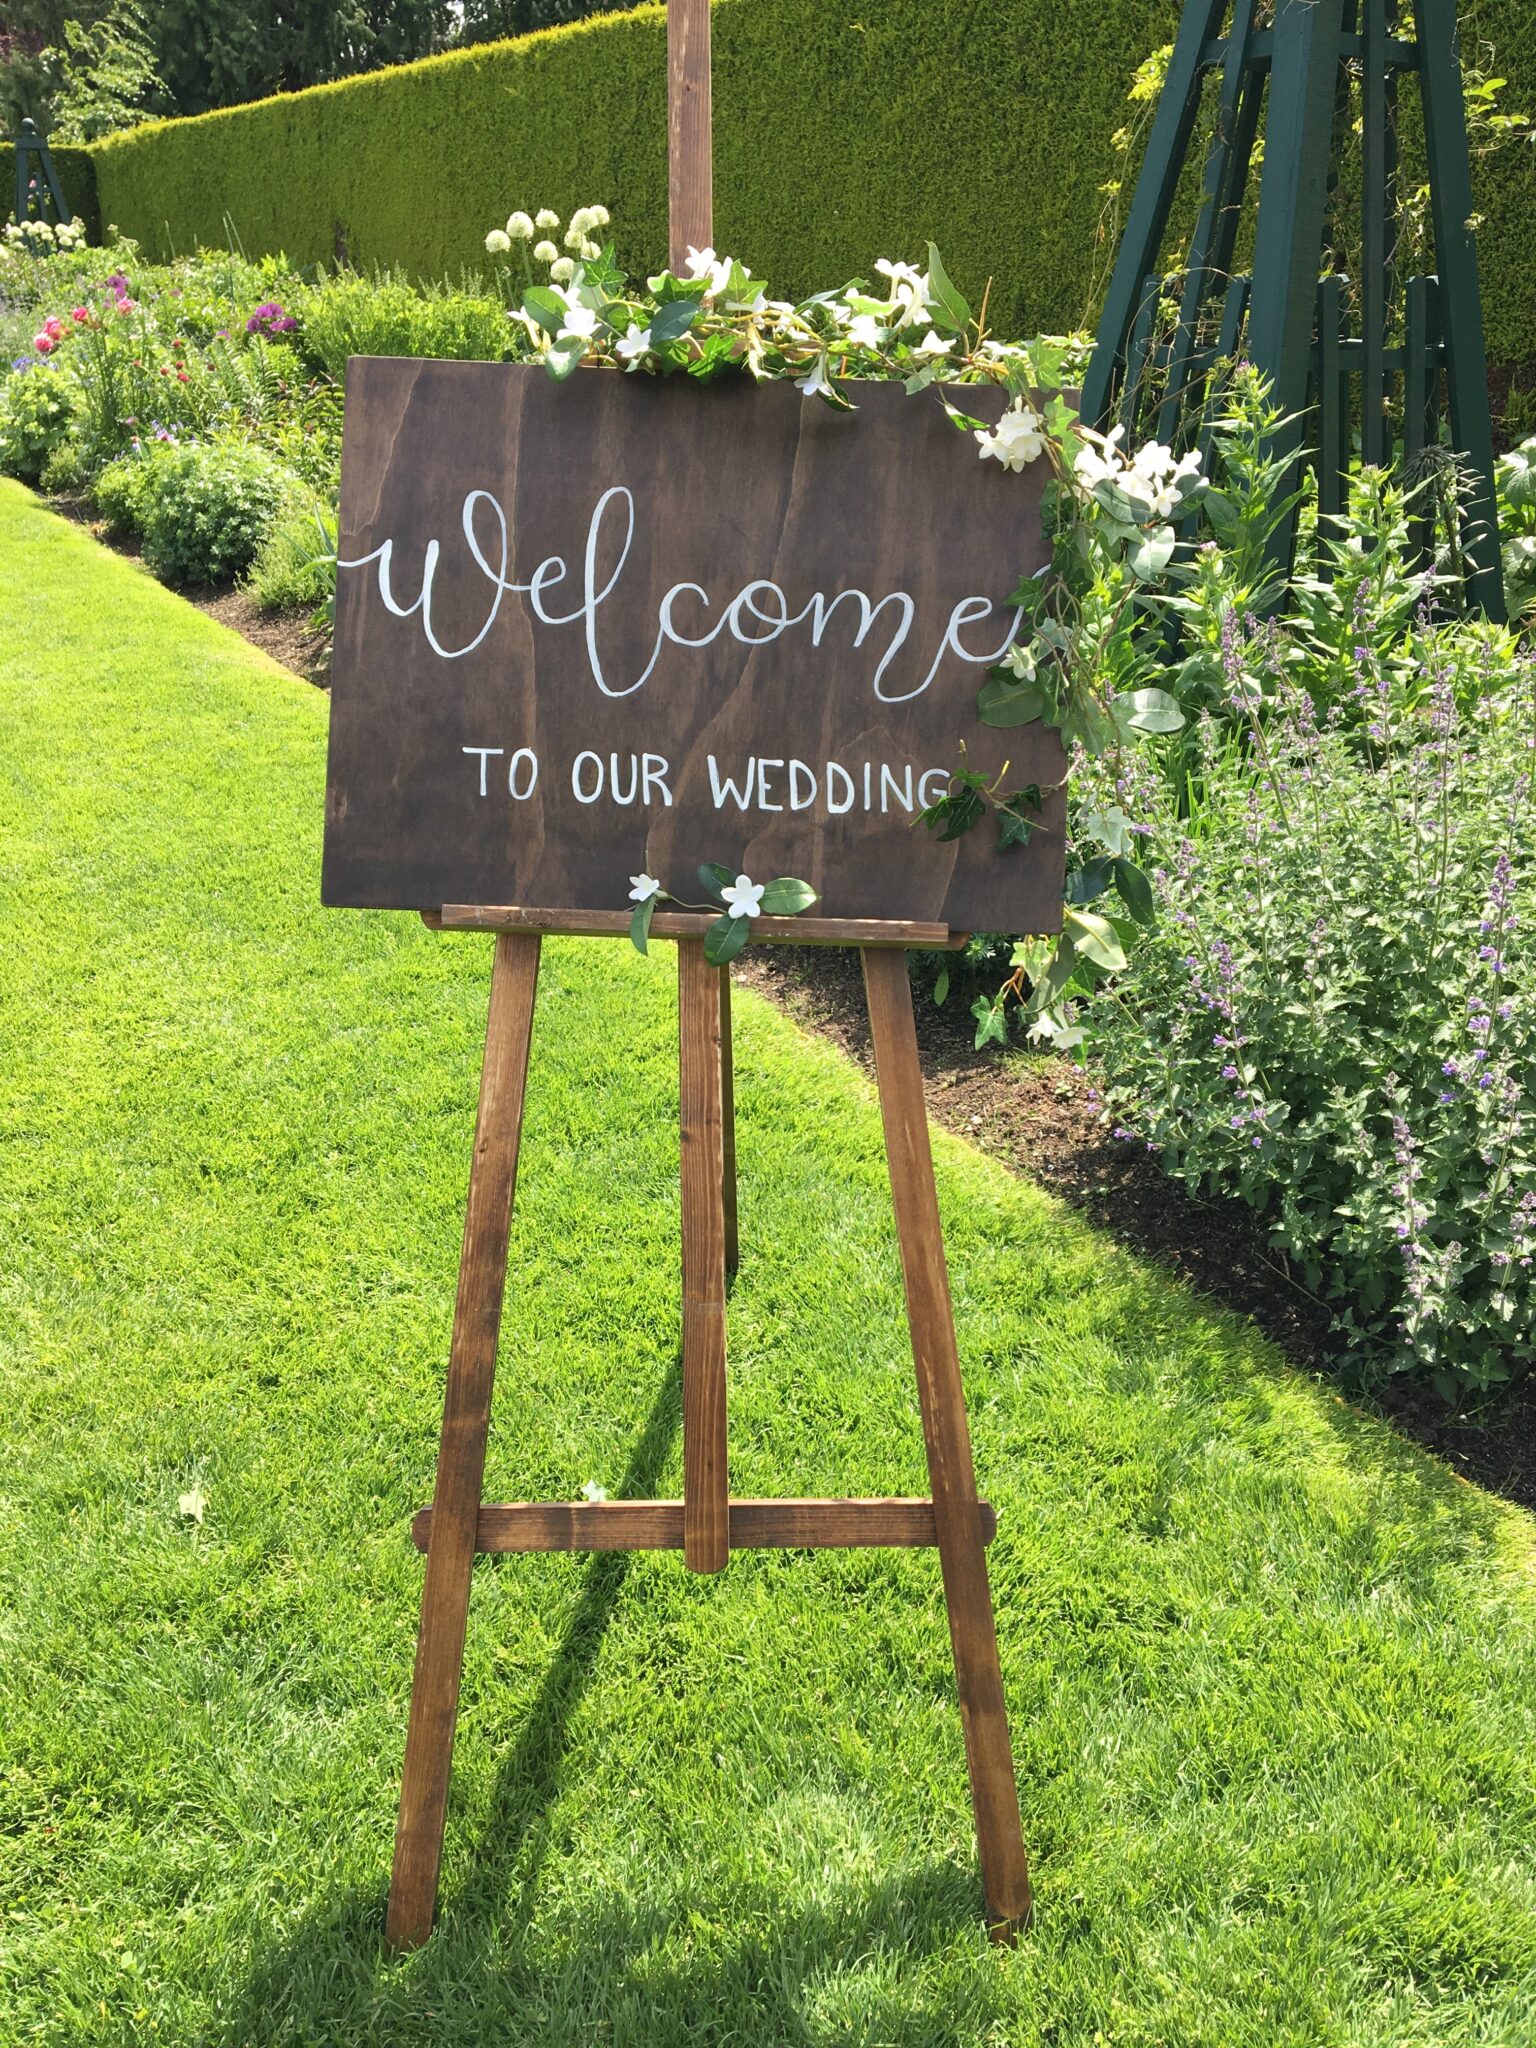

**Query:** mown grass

left=1, top=476, right=1534, bottom=2045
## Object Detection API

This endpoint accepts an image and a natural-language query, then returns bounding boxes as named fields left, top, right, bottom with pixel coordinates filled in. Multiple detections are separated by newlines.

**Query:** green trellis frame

left=1082, top=0, right=1504, bottom=619
left=11, top=117, right=70, bottom=233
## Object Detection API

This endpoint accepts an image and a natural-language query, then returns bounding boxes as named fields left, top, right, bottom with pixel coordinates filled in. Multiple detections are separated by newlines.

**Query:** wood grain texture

left=719, top=965, right=738, bottom=1276
left=678, top=937, right=729, bottom=1571
left=323, top=363, right=1065, bottom=932
left=425, top=907, right=967, bottom=948
left=386, top=932, right=541, bottom=1950
left=411, top=1497, right=999, bottom=1553
left=667, top=0, right=712, bottom=270
left=861, top=946, right=1033, bottom=1938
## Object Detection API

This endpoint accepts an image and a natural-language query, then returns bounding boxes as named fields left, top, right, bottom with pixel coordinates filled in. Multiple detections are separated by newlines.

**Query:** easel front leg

left=678, top=938, right=729, bottom=1572
left=719, top=966, right=739, bottom=1276
left=861, top=947, right=1032, bottom=1939
left=387, top=932, right=542, bottom=1948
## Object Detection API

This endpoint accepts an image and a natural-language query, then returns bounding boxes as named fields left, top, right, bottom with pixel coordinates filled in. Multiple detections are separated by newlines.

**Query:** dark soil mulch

left=735, top=946, right=1536, bottom=1514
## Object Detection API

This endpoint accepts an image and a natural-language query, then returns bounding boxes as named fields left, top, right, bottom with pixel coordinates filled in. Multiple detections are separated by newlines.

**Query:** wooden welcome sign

left=324, top=363, right=1064, bottom=929
left=335, top=0, right=1057, bottom=1953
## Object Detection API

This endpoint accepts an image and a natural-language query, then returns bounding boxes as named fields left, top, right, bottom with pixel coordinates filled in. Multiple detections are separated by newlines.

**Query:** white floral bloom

left=795, top=354, right=834, bottom=401
left=721, top=874, right=766, bottom=920
left=1003, top=642, right=1038, bottom=681
left=629, top=871, right=662, bottom=901
left=563, top=224, right=587, bottom=251
left=484, top=228, right=512, bottom=254
left=580, top=1480, right=609, bottom=1502
left=615, top=324, right=653, bottom=365
left=846, top=312, right=885, bottom=350
left=549, top=257, right=576, bottom=284
left=506, top=211, right=535, bottom=240
left=533, top=239, right=559, bottom=263
left=976, top=401, right=1047, bottom=472
left=535, top=208, right=560, bottom=230
left=684, top=244, right=718, bottom=279
left=586, top=205, right=611, bottom=228
left=873, top=257, right=934, bottom=331
left=580, top=238, right=602, bottom=260
left=557, top=301, right=599, bottom=341
left=914, top=329, right=954, bottom=356
left=1073, top=423, right=1128, bottom=492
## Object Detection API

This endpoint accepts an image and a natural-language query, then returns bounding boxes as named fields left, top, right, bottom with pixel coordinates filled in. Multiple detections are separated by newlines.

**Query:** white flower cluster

left=4, top=214, right=86, bottom=254
left=1073, top=424, right=1203, bottom=523
left=486, top=203, right=609, bottom=271
left=976, top=400, right=1047, bottom=473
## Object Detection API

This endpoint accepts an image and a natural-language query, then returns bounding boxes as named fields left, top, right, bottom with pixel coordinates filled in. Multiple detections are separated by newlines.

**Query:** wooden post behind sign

left=383, top=0, right=1031, bottom=1949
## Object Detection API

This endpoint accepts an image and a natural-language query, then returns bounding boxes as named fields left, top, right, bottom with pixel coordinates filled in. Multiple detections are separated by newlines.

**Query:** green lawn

left=1, top=475, right=1534, bottom=2046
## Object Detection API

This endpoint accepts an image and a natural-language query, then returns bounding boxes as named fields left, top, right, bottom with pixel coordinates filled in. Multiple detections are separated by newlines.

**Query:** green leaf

left=933, top=964, right=950, bottom=1006
left=1063, top=906, right=1127, bottom=974
left=650, top=297, right=700, bottom=345
left=997, top=808, right=1035, bottom=851
left=1006, top=574, right=1045, bottom=610
left=1112, top=855, right=1156, bottom=925
left=759, top=877, right=817, bottom=915
left=1082, top=804, right=1135, bottom=857
left=1126, top=524, right=1177, bottom=579
left=976, top=673, right=1047, bottom=728
left=1066, top=856, right=1115, bottom=906
left=629, top=895, right=657, bottom=954
left=522, top=286, right=567, bottom=334
left=1112, top=686, right=1186, bottom=736
left=544, top=341, right=585, bottom=381
left=971, top=993, right=1008, bottom=1049
left=917, top=787, right=985, bottom=841
left=698, top=862, right=733, bottom=904
left=925, top=242, right=972, bottom=332
left=704, top=913, right=750, bottom=965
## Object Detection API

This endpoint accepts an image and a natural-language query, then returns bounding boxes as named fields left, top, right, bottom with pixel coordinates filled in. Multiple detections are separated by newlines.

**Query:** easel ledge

left=423, top=907, right=972, bottom=950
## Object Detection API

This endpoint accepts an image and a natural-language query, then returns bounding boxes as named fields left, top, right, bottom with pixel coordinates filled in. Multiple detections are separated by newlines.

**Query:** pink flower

left=32, top=332, right=54, bottom=354
left=71, top=306, right=90, bottom=323
left=115, top=296, right=137, bottom=314
left=42, top=316, right=64, bottom=340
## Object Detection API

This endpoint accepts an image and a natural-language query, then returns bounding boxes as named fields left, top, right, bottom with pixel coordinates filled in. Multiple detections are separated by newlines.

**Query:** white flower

left=873, top=257, right=933, bottom=331
left=795, top=354, right=834, bottom=401
left=586, top=204, right=611, bottom=228
left=484, top=228, right=511, bottom=254
left=721, top=874, right=765, bottom=920
left=684, top=244, right=718, bottom=279
left=629, top=872, right=662, bottom=903
left=846, top=312, right=885, bottom=350
left=557, top=300, right=599, bottom=341
left=977, top=401, right=1047, bottom=472
left=914, top=329, right=954, bottom=357
left=1073, top=423, right=1128, bottom=493
left=533, top=239, right=559, bottom=263
left=580, top=1479, right=609, bottom=1502
left=1003, top=642, right=1038, bottom=681
left=506, top=211, right=535, bottom=241
left=616, top=324, right=652, bottom=365
left=549, top=257, right=576, bottom=284
left=564, top=224, right=587, bottom=251
left=535, top=207, right=560, bottom=230
left=580, top=238, right=602, bottom=261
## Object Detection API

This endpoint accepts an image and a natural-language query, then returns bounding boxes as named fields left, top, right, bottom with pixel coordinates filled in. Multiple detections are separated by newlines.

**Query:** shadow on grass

left=215, top=1365, right=993, bottom=2046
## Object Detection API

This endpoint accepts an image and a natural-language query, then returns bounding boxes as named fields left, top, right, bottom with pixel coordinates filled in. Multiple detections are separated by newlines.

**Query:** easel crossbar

left=412, top=1496, right=999, bottom=1554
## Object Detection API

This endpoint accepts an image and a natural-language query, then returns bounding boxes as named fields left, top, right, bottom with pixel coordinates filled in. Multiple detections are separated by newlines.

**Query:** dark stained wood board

left=323, top=360, right=1066, bottom=932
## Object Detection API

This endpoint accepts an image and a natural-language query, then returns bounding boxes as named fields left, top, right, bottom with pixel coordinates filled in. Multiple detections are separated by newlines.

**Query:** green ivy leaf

left=917, top=786, right=986, bottom=842
left=629, top=894, right=657, bottom=954
left=971, top=992, right=1008, bottom=1049
left=650, top=297, right=701, bottom=345
left=759, top=877, right=817, bottom=915
left=704, top=913, right=750, bottom=965
left=925, top=242, right=973, bottom=332
left=1082, top=804, right=1135, bottom=857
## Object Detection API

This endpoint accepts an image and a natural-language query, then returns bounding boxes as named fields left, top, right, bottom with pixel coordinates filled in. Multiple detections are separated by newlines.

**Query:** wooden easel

left=384, top=0, right=1032, bottom=1949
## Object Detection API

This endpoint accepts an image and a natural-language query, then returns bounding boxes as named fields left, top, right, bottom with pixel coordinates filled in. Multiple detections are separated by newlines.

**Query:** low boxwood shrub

left=0, top=361, right=85, bottom=483
left=91, top=448, right=159, bottom=535
left=137, top=440, right=301, bottom=587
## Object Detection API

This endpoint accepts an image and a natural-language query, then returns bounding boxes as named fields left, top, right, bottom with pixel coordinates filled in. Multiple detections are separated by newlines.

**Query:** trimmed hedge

left=91, top=0, right=1183, bottom=340
left=70, top=0, right=1536, bottom=365
left=0, top=142, right=101, bottom=242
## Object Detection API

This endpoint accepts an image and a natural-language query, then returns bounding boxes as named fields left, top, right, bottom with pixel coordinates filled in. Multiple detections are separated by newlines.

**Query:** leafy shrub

left=91, top=448, right=159, bottom=535
left=1089, top=647, right=1535, bottom=1395
left=0, top=361, right=85, bottom=481
left=297, top=271, right=514, bottom=381
left=137, top=440, right=300, bottom=586
left=245, top=496, right=336, bottom=613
